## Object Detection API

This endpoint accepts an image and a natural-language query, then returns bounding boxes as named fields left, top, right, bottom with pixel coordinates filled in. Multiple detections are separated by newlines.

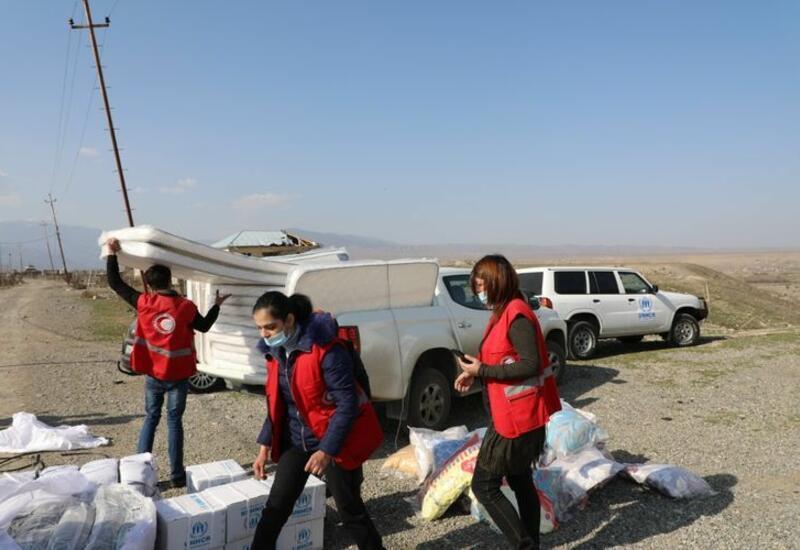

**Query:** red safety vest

left=132, top=293, right=198, bottom=381
left=265, top=340, right=383, bottom=470
left=478, top=298, right=561, bottom=438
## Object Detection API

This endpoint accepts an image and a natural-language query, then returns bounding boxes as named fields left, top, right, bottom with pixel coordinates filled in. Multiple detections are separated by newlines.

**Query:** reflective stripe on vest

left=133, top=337, right=193, bottom=359
left=503, top=366, right=555, bottom=398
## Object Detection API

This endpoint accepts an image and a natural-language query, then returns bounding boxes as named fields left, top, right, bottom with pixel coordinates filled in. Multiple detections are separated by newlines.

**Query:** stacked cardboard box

left=186, top=460, right=249, bottom=493
left=156, top=475, right=325, bottom=550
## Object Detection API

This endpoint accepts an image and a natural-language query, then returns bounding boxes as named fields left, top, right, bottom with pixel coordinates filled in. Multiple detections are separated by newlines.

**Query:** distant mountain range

left=0, top=220, right=782, bottom=270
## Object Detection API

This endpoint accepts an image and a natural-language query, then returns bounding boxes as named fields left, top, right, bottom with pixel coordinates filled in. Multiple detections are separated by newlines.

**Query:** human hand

left=304, top=450, right=331, bottom=476
left=214, top=289, right=232, bottom=306
left=458, top=354, right=482, bottom=376
left=253, top=445, right=270, bottom=479
left=455, top=372, right=475, bottom=394
left=106, top=238, right=121, bottom=254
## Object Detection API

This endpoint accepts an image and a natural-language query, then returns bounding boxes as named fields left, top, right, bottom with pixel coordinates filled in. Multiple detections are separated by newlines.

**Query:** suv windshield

left=443, top=275, right=484, bottom=310
left=619, top=272, right=651, bottom=294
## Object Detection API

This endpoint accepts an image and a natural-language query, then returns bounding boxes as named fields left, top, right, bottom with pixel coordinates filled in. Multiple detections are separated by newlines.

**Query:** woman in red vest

left=456, top=254, right=561, bottom=549
left=250, top=292, right=384, bottom=550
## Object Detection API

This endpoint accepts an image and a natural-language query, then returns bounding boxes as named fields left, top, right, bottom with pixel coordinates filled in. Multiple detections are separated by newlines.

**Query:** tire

left=618, top=335, right=645, bottom=344
left=670, top=313, right=700, bottom=347
left=568, top=320, right=598, bottom=359
left=188, top=372, right=223, bottom=393
left=546, top=340, right=567, bottom=384
left=407, top=366, right=452, bottom=430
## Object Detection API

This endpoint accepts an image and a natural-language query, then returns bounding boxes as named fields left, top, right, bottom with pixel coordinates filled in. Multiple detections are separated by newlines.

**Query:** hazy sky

left=1, top=1, right=798, bottom=248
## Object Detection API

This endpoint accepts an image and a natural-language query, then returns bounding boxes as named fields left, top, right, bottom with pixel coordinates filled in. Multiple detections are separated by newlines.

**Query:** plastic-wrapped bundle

left=417, top=432, right=482, bottom=521
left=624, top=464, right=716, bottom=499
left=83, top=484, right=156, bottom=550
left=119, top=454, right=158, bottom=498
left=409, top=426, right=468, bottom=484
left=80, top=459, right=119, bottom=487
left=7, top=501, right=73, bottom=550
left=540, top=405, right=608, bottom=466
left=46, top=502, right=94, bottom=550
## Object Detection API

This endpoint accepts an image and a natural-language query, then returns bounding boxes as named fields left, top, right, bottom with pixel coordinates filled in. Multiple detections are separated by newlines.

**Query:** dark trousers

left=137, top=376, right=189, bottom=481
left=251, top=446, right=384, bottom=550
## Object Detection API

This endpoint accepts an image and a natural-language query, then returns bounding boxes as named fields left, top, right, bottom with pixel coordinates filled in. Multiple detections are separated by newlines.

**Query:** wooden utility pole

left=17, top=244, right=23, bottom=271
left=41, top=221, right=56, bottom=272
left=45, top=194, right=71, bottom=283
left=70, top=0, right=135, bottom=227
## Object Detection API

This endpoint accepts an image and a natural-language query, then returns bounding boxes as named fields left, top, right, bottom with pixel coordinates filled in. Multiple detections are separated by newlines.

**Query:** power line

left=48, top=21, right=75, bottom=194
left=0, top=234, right=58, bottom=246
left=70, top=1, right=135, bottom=227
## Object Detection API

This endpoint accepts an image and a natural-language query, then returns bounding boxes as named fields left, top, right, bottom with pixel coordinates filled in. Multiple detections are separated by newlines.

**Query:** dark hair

left=252, top=291, right=313, bottom=324
left=144, top=264, right=172, bottom=290
left=470, top=254, right=524, bottom=315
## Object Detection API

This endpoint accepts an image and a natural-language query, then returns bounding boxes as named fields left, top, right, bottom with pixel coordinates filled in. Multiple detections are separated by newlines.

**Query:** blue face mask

left=478, top=291, right=488, bottom=305
left=264, top=331, right=288, bottom=348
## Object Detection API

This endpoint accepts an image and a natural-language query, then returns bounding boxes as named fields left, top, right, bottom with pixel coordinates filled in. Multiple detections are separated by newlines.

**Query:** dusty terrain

left=1, top=254, right=799, bottom=548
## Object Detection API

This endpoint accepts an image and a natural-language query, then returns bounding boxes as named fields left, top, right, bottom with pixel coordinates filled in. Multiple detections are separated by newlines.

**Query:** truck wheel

left=670, top=314, right=700, bottom=347
left=408, top=367, right=451, bottom=431
left=546, top=340, right=567, bottom=384
left=569, top=321, right=597, bottom=359
left=188, top=372, right=223, bottom=393
left=618, top=335, right=644, bottom=344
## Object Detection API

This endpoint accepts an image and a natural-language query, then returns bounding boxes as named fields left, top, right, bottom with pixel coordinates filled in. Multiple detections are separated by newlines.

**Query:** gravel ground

left=1, top=280, right=798, bottom=549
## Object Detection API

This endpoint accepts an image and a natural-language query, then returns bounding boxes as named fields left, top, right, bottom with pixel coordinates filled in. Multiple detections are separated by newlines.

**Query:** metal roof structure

left=212, top=230, right=294, bottom=249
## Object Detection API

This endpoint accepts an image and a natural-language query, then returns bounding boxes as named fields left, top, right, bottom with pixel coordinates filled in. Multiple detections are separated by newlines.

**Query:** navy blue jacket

left=256, top=313, right=360, bottom=456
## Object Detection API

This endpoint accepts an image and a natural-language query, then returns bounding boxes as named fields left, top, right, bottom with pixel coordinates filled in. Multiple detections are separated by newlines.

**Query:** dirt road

left=2, top=280, right=799, bottom=549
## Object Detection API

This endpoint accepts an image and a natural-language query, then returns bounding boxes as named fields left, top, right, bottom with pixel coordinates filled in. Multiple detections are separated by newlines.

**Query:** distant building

left=212, top=230, right=318, bottom=257
left=23, top=265, right=42, bottom=277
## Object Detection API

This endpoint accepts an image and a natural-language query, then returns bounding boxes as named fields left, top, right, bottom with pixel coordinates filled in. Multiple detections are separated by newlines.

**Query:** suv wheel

left=670, top=313, right=700, bottom=347
left=569, top=321, right=598, bottom=359
left=407, top=366, right=451, bottom=430
left=188, top=372, right=223, bottom=393
left=546, top=340, right=567, bottom=383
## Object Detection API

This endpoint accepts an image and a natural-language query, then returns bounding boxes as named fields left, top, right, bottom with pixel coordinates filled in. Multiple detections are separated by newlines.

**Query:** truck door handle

left=593, top=299, right=600, bottom=303
left=457, top=321, right=472, bottom=329
left=628, top=298, right=636, bottom=302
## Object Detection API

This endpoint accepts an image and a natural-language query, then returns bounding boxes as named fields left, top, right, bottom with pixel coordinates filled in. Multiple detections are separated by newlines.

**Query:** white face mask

left=478, top=291, right=488, bottom=305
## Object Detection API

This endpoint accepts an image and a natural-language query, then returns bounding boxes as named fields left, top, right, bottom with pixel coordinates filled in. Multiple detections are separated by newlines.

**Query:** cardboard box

left=187, top=459, right=248, bottom=493
left=261, top=475, right=326, bottom=524
left=155, top=498, right=190, bottom=550
left=202, top=483, right=250, bottom=543
left=226, top=479, right=270, bottom=539
left=224, top=518, right=323, bottom=550
left=156, top=492, right=227, bottom=550
left=277, top=517, right=324, bottom=550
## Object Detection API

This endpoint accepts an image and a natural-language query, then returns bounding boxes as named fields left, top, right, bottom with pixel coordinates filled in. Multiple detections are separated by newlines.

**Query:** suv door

left=588, top=270, right=633, bottom=337
left=617, top=271, right=664, bottom=332
left=441, top=275, right=490, bottom=355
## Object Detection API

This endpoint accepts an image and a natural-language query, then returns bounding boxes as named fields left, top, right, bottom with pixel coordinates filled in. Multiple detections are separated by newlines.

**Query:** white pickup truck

left=191, top=266, right=568, bottom=430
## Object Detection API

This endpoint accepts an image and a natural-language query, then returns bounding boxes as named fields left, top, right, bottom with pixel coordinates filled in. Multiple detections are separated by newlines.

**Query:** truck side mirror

left=651, top=285, right=659, bottom=294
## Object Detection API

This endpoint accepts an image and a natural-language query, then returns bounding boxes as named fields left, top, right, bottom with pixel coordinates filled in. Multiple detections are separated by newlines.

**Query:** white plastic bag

left=624, top=464, right=716, bottom=499
left=409, top=425, right=468, bottom=484
left=119, top=454, right=158, bottom=498
left=0, top=470, right=94, bottom=531
left=80, top=459, right=119, bottom=486
left=84, top=484, right=157, bottom=550
left=0, top=413, right=108, bottom=454
left=540, top=402, right=608, bottom=466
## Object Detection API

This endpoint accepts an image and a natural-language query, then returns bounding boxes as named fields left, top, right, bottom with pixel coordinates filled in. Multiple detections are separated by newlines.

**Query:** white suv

left=516, top=267, right=708, bottom=359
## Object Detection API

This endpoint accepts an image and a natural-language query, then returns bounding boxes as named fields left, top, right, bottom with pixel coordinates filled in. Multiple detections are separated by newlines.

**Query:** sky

left=1, top=1, right=798, bottom=248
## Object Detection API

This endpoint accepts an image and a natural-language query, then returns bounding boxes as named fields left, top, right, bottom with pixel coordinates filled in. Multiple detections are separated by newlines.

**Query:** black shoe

left=171, top=476, right=186, bottom=489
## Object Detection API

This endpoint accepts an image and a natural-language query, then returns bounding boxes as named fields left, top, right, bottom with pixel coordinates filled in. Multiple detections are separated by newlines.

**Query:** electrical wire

left=48, top=11, right=77, bottom=194
left=0, top=234, right=57, bottom=246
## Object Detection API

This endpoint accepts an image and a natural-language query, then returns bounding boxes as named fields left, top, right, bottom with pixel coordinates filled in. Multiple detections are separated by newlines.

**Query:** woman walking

left=249, top=292, right=384, bottom=550
left=456, top=254, right=561, bottom=549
